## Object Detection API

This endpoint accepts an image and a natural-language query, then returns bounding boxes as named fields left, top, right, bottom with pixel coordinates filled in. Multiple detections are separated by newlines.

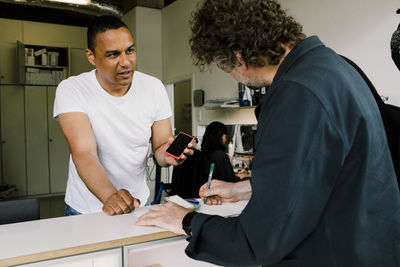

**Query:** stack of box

left=48, top=52, right=59, bottom=66
left=25, top=48, right=35, bottom=66
left=26, top=68, right=66, bottom=85
left=33, top=48, right=47, bottom=66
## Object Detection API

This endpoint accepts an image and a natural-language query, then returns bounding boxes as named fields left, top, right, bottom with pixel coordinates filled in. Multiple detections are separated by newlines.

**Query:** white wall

left=162, top=0, right=257, bottom=135
left=162, top=0, right=198, bottom=83
left=123, top=7, right=162, bottom=80
left=280, top=0, right=400, bottom=105
left=162, top=0, right=400, bottom=127
left=161, top=0, right=240, bottom=98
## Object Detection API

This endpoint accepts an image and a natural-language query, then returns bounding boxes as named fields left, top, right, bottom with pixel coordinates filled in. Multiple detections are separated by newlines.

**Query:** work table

left=0, top=200, right=247, bottom=266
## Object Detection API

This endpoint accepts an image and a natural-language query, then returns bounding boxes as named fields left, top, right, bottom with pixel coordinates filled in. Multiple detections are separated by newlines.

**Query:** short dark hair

left=190, top=0, right=306, bottom=72
left=87, top=15, right=129, bottom=53
left=201, top=121, right=227, bottom=153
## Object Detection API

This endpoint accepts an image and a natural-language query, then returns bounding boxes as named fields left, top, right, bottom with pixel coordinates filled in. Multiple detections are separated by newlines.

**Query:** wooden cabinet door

left=47, top=86, right=69, bottom=193
left=25, top=85, right=49, bottom=195
left=0, top=85, right=27, bottom=195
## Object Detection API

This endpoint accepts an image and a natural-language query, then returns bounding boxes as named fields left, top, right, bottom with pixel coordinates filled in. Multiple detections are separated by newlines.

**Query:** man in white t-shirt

left=54, top=16, right=193, bottom=215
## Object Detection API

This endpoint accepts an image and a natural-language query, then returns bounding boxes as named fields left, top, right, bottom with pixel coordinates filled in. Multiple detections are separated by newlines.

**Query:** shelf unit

left=17, top=41, right=70, bottom=86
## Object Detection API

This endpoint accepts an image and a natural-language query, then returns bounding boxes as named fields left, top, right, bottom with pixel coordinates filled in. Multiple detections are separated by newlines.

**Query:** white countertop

left=0, top=200, right=247, bottom=266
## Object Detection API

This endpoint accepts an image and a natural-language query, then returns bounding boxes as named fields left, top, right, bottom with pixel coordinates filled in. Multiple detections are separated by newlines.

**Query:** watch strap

left=182, top=210, right=198, bottom=239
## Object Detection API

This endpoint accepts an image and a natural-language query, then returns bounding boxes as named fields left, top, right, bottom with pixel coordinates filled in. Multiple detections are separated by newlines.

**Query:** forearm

left=153, top=142, right=170, bottom=167
left=72, top=152, right=117, bottom=203
left=233, top=179, right=252, bottom=201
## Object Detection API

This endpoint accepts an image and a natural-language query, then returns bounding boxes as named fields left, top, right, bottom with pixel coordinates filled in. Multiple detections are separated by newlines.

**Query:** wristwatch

left=182, top=210, right=198, bottom=239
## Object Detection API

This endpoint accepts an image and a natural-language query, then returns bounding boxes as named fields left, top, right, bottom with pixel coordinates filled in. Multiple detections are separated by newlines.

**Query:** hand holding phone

left=165, top=132, right=194, bottom=160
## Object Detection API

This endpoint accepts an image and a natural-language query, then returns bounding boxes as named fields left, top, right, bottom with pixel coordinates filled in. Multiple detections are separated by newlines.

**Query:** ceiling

left=0, top=0, right=177, bottom=27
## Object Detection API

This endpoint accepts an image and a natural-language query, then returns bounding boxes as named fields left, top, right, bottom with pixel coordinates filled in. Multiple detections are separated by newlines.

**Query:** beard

left=230, top=68, right=270, bottom=89
left=242, top=79, right=270, bottom=89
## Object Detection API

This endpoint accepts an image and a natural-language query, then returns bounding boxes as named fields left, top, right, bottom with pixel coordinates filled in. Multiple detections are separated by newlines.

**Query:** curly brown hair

left=190, top=0, right=306, bottom=72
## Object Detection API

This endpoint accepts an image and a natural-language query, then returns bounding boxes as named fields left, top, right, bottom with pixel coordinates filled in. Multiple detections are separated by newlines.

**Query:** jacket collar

left=273, top=35, right=324, bottom=84
left=255, top=36, right=324, bottom=120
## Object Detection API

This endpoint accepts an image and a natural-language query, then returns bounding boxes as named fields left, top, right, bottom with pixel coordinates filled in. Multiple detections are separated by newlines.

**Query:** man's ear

left=86, top=48, right=96, bottom=66
left=234, top=52, right=246, bottom=67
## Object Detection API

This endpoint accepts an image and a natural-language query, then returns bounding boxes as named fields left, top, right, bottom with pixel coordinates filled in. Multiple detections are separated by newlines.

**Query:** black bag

left=342, top=56, right=400, bottom=189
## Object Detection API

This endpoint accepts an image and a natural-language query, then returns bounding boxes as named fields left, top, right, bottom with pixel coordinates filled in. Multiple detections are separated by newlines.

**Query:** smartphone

left=165, top=132, right=194, bottom=160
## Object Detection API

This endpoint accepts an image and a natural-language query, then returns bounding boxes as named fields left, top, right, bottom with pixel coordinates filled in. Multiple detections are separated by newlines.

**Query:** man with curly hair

left=137, top=0, right=400, bottom=266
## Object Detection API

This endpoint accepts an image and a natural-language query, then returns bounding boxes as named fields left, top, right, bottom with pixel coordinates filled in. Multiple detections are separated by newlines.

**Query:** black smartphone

left=165, top=132, right=194, bottom=160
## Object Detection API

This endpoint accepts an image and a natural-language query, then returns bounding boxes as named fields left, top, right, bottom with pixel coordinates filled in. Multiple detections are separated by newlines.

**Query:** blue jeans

left=65, top=204, right=82, bottom=216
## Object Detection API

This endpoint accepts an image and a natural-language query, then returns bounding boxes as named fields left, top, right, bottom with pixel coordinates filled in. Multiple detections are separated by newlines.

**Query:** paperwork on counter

left=199, top=200, right=248, bottom=217
left=163, top=195, right=247, bottom=217
left=164, top=195, right=196, bottom=210
left=134, top=197, right=248, bottom=219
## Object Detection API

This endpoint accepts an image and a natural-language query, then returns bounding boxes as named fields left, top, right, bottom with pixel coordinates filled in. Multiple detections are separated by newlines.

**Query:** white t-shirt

left=54, top=70, right=172, bottom=213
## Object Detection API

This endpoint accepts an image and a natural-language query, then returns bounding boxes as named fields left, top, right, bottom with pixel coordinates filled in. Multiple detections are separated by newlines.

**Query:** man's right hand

left=102, top=189, right=140, bottom=215
left=199, top=179, right=252, bottom=205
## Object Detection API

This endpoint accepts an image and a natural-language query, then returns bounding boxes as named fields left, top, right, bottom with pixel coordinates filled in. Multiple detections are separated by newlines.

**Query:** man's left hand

left=164, top=137, right=195, bottom=166
left=135, top=202, right=191, bottom=235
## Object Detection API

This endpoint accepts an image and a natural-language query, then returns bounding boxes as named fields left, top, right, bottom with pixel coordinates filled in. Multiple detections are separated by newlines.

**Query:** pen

left=204, top=163, right=215, bottom=204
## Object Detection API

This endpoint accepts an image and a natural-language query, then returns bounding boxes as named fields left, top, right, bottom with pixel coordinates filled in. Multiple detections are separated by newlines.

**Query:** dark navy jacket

left=186, top=36, right=400, bottom=267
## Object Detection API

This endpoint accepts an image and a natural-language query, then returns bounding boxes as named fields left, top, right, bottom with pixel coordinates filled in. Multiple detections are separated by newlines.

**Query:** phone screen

left=165, top=132, right=194, bottom=159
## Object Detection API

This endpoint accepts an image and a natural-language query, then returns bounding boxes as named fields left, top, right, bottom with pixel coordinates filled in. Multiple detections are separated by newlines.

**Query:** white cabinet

left=25, top=85, right=50, bottom=195
left=0, top=42, right=18, bottom=84
left=0, top=85, right=69, bottom=197
left=20, top=248, right=122, bottom=267
left=0, top=18, right=22, bottom=85
left=24, top=85, right=69, bottom=195
left=47, top=86, right=69, bottom=193
left=124, top=236, right=219, bottom=267
left=14, top=237, right=218, bottom=267
left=0, top=85, right=27, bottom=195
